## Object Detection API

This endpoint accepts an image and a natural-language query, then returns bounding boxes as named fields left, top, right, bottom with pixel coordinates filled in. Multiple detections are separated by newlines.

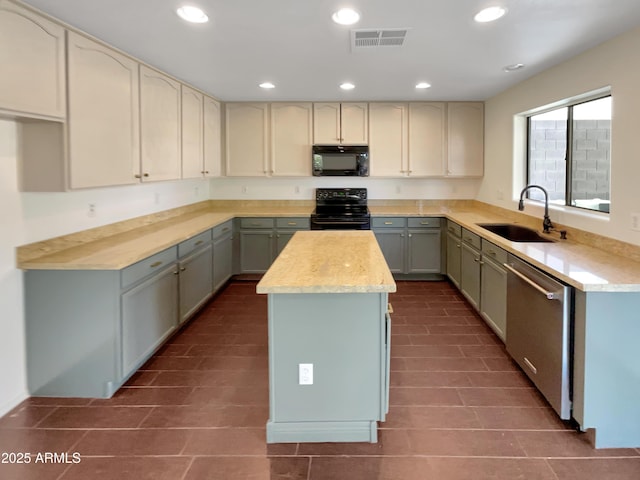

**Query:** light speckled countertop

left=16, top=202, right=640, bottom=292
left=256, top=231, right=396, bottom=294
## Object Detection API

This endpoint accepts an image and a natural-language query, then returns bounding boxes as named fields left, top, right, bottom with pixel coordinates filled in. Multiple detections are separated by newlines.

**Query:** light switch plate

left=299, top=363, right=313, bottom=385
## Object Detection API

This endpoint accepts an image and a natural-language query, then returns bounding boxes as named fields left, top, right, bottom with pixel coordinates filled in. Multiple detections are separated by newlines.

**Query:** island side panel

left=573, top=290, right=640, bottom=448
left=267, top=292, right=387, bottom=443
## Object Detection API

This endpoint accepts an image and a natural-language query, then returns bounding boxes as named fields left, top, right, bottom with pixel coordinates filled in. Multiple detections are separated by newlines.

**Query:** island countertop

left=256, top=230, right=397, bottom=294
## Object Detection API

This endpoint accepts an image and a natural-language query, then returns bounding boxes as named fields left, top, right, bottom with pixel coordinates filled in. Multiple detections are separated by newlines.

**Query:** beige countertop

left=16, top=201, right=640, bottom=292
left=256, top=231, right=396, bottom=294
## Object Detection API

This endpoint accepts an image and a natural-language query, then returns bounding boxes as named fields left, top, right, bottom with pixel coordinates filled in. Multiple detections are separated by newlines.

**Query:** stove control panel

left=315, top=188, right=367, bottom=201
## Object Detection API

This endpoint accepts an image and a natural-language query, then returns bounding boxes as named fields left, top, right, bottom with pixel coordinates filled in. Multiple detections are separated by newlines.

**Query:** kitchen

left=2, top=0, right=640, bottom=478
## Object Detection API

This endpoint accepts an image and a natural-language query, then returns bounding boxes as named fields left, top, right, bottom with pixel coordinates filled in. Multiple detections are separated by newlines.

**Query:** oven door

left=310, top=215, right=371, bottom=230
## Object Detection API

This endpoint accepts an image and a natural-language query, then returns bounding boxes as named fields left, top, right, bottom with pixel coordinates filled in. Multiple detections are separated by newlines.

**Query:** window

left=527, top=95, right=611, bottom=213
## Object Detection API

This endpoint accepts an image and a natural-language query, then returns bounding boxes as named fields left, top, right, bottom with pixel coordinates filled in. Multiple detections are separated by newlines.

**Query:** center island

left=256, top=230, right=396, bottom=443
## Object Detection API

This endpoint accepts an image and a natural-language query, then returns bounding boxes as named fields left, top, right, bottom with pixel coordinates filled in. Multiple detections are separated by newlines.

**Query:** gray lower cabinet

left=122, top=263, right=178, bottom=376
left=212, top=220, right=233, bottom=291
left=460, top=228, right=481, bottom=310
left=239, top=217, right=309, bottom=273
left=373, top=217, right=442, bottom=276
left=479, top=240, right=507, bottom=340
left=179, top=244, right=213, bottom=324
left=445, top=221, right=462, bottom=288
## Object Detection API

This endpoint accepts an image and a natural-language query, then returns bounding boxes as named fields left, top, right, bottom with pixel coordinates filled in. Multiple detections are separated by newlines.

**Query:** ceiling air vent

left=351, top=28, right=409, bottom=51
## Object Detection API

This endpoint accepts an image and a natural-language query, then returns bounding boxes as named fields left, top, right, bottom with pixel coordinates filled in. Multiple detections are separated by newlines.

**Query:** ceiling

left=21, top=0, right=640, bottom=102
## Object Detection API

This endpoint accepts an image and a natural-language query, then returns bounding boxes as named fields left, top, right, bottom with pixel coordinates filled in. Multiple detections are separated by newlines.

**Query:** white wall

left=210, top=176, right=481, bottom=201
left=479, top=26, right=640, bottom=246
left=0, top=118, right=210, bottom=415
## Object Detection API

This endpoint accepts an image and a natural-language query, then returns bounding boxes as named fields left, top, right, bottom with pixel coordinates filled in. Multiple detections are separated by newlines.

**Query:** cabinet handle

left=201, top=170, right=209, bottom=174
left=276, top=234, right=280, bottom=238
left=420, top=221, right=430, bottom=225
left=195, top=240, right=204, bottom=246
left=488, top=250, right=496, bottom=256
left=143, top=173, right=149, bottom=177
left=134, top=174, right=141, bottom=179
left=479, top=260, right=485, bottom=265
left=287, top=222, right=297, bottom=226
left=384, top=221, right=393, bottom=225
left=180, top=267, right=186, bottom=272
left=523, top=357, right=538, bottom=375
left=474, top=257, right=480, bottom=262
left=400, top=233, right=405, bottom=237
left=456, top=244, right=461, bottom=248
left=408, top=233, right=412, bottom=237
left=173, top=270, right=179, bottom=275
left=150, top=261, right=163, bottom=268
left=448, top=227, right=455, bottom=233
left=222, top=227, right=230, bottom=232
left=251, top=223, right=261, bottom=226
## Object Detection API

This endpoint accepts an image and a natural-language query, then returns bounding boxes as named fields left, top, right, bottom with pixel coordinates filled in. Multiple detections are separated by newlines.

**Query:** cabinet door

left=408, top=102, right=446, bottom=176
left=203, top=95, right=222, bottom=177
left=239, top=230, right=274, bottom=273
left=181, top=85, right=204, bottom=178
left=270, top=103, right=312, bottom=176
left=313, top=103, right=341, bottom=144
left=374, top=230, right=405, bottom=274
left=121, top=265, right=178, bottom=377
left=460, top=243, right=481, bottom=310
left=179, top=244, right=213, bottom=323
left=213, top=232, right=233, bottom=291
left=67, top=32, right=140, bottom=188
left=407, top=229, right=441, bottom=274
left=447, top=102, right=484, bottom=177
left=369, top=103, right=407, bottom=176
left=446, top=231, right=462, bottom=288
left=480, top=256, right=507, bottom=341
left=341, top=102, right=369, bottom=144
left=139, top=66, right=181, bottom=182
left=226, top=103, right=269, bottom=176
left=0, top=1, right=65, bottom=118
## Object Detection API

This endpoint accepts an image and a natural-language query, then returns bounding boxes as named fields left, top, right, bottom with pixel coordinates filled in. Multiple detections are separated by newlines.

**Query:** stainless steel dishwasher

left=504, top=254, right=572, bottom=419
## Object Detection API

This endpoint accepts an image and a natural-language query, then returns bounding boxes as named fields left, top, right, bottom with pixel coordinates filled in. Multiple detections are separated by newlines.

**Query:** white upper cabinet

left=447, top=102, right=484, bottom=177
left=270, top=103, right=313, bottom=176
left=203, top=95, right=222, bottom=177
left=0, top=0, right=65, bottom=118
left=67, top=32, right=140, bottom=189
left=181, top=85, right=204, bottom=179
left=225, top=103, right=269, bottom=176
left=408, top=102, right=447, bottom=176
left=313, top=102, right=368, bottom=145
left=139, top=65, right=181, bottom=182
left=369, top=103, right=408, bottom=177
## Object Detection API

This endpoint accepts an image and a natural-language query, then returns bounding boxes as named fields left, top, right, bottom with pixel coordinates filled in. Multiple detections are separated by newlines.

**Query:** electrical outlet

left=154, top=193, right=160, bottom=205
left=395, top=185, right=401, bottom=194
left=194, top=186, right=199, bottom=197
left=295, top=186, right=300, bottom=194
left=242, top=186, right=248, bottom=194
left=632, top=213, right=640, bottom=232
left=88, top=204, right=96, bottom=217
left=299, top=363, right=313, bottom=385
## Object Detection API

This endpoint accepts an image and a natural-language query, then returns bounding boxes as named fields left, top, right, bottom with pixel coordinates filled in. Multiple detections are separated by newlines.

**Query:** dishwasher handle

left=503, top=263, right=561, bottom=300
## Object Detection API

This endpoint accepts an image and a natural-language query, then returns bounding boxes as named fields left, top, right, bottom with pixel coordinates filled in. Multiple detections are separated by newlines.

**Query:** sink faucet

left=518, top=184, right=553, bottom=233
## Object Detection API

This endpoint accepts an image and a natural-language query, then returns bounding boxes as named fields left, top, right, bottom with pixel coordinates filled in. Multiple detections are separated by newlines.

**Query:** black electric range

left=310, top=188, right=371, bottom=230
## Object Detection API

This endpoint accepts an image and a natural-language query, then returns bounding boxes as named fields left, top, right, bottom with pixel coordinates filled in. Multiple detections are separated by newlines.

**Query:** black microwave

left=312, top=145, right=369, bottom=176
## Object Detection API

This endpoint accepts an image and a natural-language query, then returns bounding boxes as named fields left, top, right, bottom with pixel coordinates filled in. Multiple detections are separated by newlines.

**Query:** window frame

left=524, top=91, right=611, bottom=214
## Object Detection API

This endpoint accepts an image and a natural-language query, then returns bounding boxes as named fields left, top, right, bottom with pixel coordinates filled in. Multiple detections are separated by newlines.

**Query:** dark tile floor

left=1, top=280, right=639, bottom=479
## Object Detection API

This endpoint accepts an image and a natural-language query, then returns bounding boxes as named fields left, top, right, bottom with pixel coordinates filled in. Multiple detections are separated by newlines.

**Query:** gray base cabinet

left=445, top=221, right=462, bottom=287
left=460, top=229, right=481, bottom=310
left=239, top=217, right=309, bottom=273
left=479, top=240, right=507, bottom=340
left=373, top=217, right=442, bottom=277
left=179, top=244, right=213, bottom=323
left=213, top=220, right=233, bottom=291
left=266, top=292, right=389, bottom=443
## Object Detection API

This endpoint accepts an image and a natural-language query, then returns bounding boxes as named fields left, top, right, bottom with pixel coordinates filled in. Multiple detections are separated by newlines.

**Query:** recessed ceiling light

left=415, top=82, right=431, bottom=89
left=474, top=6, right=507, bottom=23
left=259, top=82, right=275, bottom=89
left=332, top=8, right=360, bottom=25
left=503, top=63, right=525, bottom=72
left=340, top=82, right=355, bottom=90
left=176, top=5, right=209, bottom=23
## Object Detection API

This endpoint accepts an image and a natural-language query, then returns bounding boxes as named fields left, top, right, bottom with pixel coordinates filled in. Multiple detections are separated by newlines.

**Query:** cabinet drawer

left=446, top=220, right=462, bottom=237
left=461, top=228, right=481, bottom=249
left=372, top=217, right=407, bottom=228
left=481, top=240, right=508, bottom=264
left=240, top=217, right=274, bottom=229
left=408, top=217, right=441, bottom=229
left=276, top=217, right=310, bottom=229
left=178, top=230, right=212, bottom=258
left=212, top=220, right=233, bottom=239
left=121, top=247, right=177, bottom=289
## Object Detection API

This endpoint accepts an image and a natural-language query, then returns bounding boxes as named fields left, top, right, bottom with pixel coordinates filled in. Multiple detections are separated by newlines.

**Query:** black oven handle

left=312, top=220, right=370, bottom=226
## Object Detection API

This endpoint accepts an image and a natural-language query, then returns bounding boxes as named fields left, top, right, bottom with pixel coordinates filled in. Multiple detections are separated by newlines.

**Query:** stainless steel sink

left=476, top=223, right=554, bottom=243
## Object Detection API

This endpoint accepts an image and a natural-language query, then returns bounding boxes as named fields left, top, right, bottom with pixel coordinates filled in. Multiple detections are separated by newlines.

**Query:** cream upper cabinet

left=139, top=65, right=181, bottom=182
left=447, top=102, right=484, bottom=177
left=0, top=0, right=65, bottom=118
left=225, top=103, right=269, bottom=176
left=369, top=103, right=408, bottom=177
left=67, top=32, right=140, bottom=189
left=181, top=85, right=204, bottom=179
left=270, top=103, right=312, bottom=176
left=313, top=102, right=368, bottom=145
left=203, top=95, right=222, bottom=177
left=408, top=102, right=447, bottom=176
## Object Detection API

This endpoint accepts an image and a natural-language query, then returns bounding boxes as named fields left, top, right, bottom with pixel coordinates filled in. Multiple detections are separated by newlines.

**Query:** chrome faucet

left=518, top=184, right=553, bottom=233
